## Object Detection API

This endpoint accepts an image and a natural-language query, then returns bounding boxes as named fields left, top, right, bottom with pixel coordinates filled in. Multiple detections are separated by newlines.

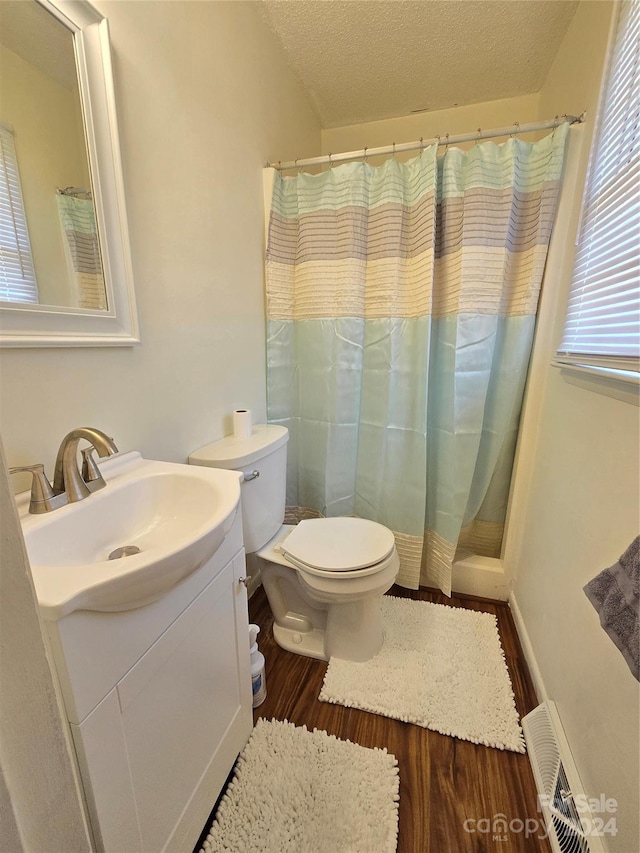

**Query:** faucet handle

left=9, top=464, right=66, bottom=514
left=81, top=447, right=107, bottom=492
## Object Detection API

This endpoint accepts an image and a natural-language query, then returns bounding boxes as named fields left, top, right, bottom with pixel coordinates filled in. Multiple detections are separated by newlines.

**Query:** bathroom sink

left=17, top=451, right=241, bottom=620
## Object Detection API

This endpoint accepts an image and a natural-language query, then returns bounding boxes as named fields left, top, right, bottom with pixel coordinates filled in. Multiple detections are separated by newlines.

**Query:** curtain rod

left=268, top=113, right=584, bottom=171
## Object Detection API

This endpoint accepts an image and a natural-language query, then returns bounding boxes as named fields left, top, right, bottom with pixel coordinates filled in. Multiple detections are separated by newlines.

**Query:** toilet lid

left=280, top=518, right=396, bottom=572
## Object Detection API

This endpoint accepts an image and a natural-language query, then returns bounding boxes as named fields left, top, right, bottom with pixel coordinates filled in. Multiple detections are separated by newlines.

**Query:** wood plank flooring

left=249, top=583, right=552, bottom=853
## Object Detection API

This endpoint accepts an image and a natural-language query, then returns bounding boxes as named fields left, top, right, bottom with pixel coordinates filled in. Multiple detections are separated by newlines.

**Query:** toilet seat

left=280, top=517, right=396, bottom=577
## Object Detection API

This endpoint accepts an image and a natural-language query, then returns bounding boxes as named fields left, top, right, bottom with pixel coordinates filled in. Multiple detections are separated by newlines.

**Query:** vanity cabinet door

left=70, top=688, right=143, bottom=853
left=71, top=550, right=252, bottom=853
left=117, top=549, right=252, bottom=853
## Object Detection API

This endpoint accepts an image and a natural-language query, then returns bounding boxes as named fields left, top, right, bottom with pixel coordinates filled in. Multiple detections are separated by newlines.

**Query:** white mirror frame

left=0, top=0, right=139, bottom=347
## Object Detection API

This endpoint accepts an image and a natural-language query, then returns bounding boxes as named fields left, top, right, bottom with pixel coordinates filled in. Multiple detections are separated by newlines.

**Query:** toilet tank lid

left=188, top=424, right=288, bottom=469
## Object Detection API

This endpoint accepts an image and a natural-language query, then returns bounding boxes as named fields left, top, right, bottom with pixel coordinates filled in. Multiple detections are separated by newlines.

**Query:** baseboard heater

left=522, top=701, right=607, bottom=853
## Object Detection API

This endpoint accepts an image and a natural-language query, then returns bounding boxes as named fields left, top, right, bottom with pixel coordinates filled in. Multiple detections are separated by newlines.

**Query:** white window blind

left=0, top=125, right=39, bottom=304
left=556, top=0, right=639, bottom=376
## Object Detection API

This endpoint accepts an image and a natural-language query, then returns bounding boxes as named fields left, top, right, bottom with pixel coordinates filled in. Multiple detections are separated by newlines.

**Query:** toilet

left=189, top=424, right=399, bottom=662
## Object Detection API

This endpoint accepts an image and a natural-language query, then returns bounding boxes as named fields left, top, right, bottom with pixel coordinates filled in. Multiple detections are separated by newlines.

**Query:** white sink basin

left=17, top=451, right=241, bottom=620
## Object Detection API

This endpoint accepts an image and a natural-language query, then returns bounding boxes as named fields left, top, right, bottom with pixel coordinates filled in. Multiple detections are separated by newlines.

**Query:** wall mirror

left=0, top=0, right=139, bottom=346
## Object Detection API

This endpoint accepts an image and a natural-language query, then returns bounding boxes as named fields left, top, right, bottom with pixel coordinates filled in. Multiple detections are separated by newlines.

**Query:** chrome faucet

left=53, top=427, right=119, bottom=503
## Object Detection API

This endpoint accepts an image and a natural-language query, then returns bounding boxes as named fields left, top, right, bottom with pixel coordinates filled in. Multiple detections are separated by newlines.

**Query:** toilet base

left=272, top=622, right=327, bottom=661
left=325, top=597, right=384, bottom=661
left=270, top=597, right=385, bottom=662
left=262, top=563, right=393, bottom=662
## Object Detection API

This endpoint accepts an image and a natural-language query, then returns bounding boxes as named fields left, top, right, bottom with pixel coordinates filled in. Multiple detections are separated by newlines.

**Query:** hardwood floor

left=249, top=583, right=552, bottom=853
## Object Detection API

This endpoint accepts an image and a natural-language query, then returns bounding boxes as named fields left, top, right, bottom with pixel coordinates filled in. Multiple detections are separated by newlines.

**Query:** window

left=555, top=0, right=639, bottom=382
left=0, top=125, right=38, bottom=303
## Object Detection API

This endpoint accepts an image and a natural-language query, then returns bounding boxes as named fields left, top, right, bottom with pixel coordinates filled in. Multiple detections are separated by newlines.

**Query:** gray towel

left=584, top=536, right=640, bottom=681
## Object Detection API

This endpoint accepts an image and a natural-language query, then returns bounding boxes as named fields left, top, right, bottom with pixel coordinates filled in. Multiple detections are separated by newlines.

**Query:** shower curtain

left=266, top=124, right=567, bottom=594
left=56, top=194, right=106, bottom=310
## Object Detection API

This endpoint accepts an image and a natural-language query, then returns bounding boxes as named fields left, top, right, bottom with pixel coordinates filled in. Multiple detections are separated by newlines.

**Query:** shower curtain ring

left=363, top=146, right=368, bottom=164
left=419, top=136, right=424, bottom=156
left=510, top=121, right=520, bottom=139
left=328, top=152, right=333, bottom=169
left=475, top=128, right=482, bottom=146
left=392, top=142, right=396, bottom=159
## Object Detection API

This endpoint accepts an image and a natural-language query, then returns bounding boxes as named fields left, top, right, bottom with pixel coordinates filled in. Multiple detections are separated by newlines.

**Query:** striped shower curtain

left=56, top=194, right=106, bottom=310
left=266, top=124, right=567, bottom=594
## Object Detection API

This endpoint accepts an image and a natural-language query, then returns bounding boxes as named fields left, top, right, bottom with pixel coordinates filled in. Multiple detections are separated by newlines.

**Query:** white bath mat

left=200, top=718, right=399, bottom=853
left=319, top=595, right=526, bottom=753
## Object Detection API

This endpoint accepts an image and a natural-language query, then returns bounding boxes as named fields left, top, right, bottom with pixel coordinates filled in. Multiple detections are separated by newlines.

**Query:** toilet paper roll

left=233, top=409, right=252, bottom=439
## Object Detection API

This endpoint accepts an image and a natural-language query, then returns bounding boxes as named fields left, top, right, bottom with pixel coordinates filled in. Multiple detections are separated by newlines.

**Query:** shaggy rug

left=200, top=718, right=400, bottom=853
left=319, top=595, right=526, bottom=753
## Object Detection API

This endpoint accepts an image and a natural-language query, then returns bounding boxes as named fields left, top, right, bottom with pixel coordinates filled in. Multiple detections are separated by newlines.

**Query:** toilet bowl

left=189, top=425, right=399, bottom=662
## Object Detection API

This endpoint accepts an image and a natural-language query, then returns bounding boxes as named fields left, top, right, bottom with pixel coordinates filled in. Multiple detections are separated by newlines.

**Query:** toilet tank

left=188, top=425, right=288, bottom=553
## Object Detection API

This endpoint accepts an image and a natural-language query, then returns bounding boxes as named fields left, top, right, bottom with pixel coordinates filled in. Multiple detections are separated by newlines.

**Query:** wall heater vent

left=522, top=701, right=606, bottom=853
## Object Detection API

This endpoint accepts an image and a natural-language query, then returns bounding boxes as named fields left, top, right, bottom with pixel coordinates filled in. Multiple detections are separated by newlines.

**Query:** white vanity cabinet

left=42, top=513, right=253, bottom=853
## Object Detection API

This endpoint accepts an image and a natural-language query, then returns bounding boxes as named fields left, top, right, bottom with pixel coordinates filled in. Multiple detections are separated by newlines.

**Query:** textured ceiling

left=259, top=0, right=579, bottom=128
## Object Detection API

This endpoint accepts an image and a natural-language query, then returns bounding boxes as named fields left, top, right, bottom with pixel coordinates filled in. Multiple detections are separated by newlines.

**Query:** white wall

left=0, top=439, right=92, bottom=853
left=321, top=92, right=541, bottom=160
left=2, top=1, right=637, bottom=848
left=510, top=4, right=640, bottom=852
left=0, top=0, right=320, bottom=488
left=0, top=1, right=319, bottom=844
